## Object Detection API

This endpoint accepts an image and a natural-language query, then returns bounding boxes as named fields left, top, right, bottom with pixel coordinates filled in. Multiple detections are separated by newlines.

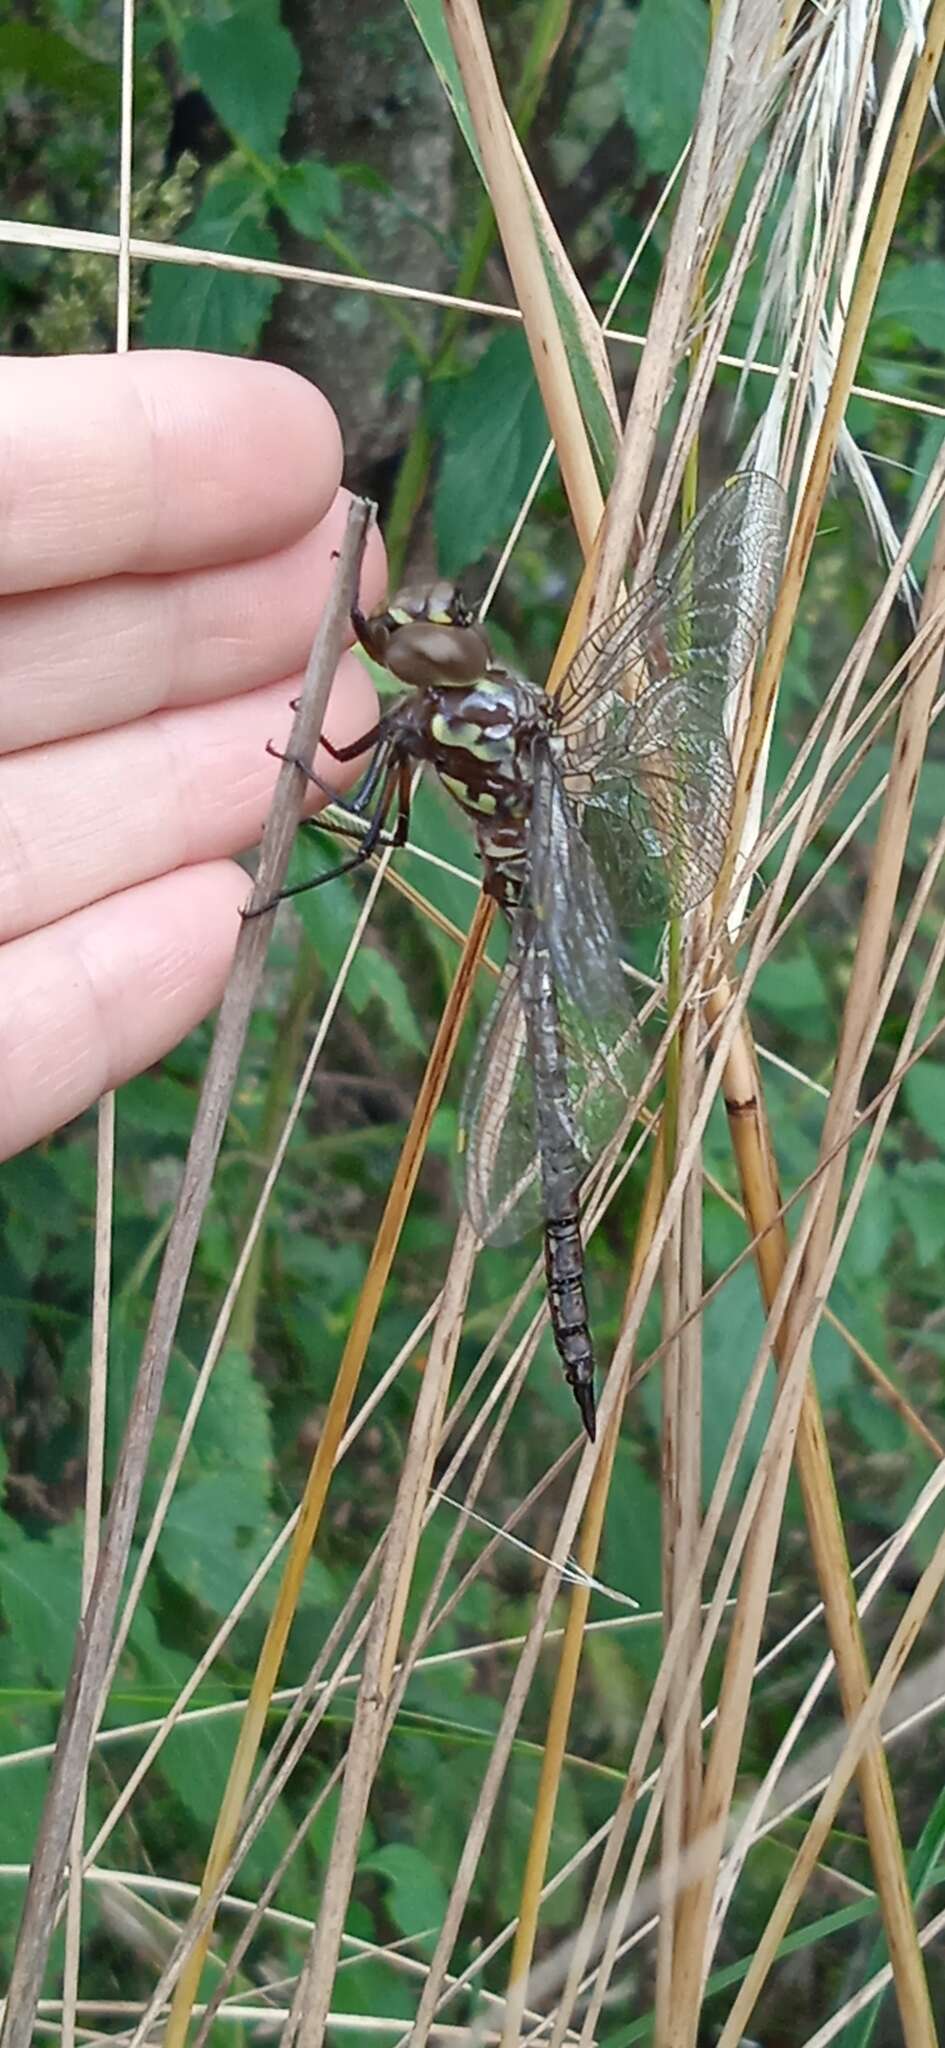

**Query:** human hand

left=0, top=349, right=385, bottom=1160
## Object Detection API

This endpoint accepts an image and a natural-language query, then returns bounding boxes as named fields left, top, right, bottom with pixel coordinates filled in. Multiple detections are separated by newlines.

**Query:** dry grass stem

left=161, top=888, right=493, bottom=2040
left=717, top=1501, right=945, bottom=2048
left=679, top=495, right=945, bottom=2037
left=497, top=1148, right=666, bottom=2048
left=291, top=1228, right=479, bottom=2048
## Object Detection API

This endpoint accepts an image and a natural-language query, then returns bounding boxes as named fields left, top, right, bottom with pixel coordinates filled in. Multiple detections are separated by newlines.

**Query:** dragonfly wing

left=459, top=914, right=643, bottom=1247
left=581, top=682, right=735, bottom=925
left=528, top=744, right=627, bottom=1024
left=557, top=471, right=787, bottom=732
left=552, top=471, right=786, bottom=926
left=459, top=950, right=544, bottom=1247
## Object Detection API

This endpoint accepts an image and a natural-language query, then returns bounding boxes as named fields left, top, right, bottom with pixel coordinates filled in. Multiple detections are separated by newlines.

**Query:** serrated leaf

left=362, top=1843, right=448, bottom=1939
left=158, top=1473, right=274, bottom=1615
left=276, top=157, right=343, bottom=236
left=181, top=3, right=300, bottom=159
left=141, top=174, right=280, bottom=354
left=190, top=1345, right=274, bottom=1480
left=623, top=0, right=708, bottom=174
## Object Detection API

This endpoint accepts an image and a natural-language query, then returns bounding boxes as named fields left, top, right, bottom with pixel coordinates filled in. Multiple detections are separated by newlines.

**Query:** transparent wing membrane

left=552, top=471, right=787, bottom=927
left=459, top=909, right=643, bottom=1248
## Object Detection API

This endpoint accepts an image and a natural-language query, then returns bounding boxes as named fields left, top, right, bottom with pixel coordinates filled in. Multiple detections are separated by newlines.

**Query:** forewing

left=557, top=471, right=787, bottom=740
left=552, top=471, right=785, bottom=926
left=459, top=920, right=642, bottom=1247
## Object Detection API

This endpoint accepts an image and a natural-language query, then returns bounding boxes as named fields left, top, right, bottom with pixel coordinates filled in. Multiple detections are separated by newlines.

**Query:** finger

left=0, top=352, right=343, bottom=596
left=0, top=655, right=378, bottom=942
left=0, top=492, right=387, bottom=750
left=0, top=862, right=250, bottom=1162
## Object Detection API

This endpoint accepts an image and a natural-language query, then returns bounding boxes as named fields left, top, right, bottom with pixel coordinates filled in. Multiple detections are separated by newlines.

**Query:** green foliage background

left=2, top=0, right=945, bottom=2037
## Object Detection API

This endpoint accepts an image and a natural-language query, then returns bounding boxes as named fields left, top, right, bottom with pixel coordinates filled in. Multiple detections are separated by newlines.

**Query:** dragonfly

left=268, top=472, right=787, bottom=1440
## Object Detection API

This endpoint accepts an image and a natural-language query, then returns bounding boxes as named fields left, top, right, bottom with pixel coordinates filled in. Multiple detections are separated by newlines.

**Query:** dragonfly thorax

left=416, top=669, right=549, bottom=904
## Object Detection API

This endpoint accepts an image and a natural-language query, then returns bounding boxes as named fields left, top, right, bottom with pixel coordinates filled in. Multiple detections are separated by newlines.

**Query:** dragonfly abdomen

left=520, top=925, right=598, bottom=1440
left=543, top=1211, right=596, bottom=1440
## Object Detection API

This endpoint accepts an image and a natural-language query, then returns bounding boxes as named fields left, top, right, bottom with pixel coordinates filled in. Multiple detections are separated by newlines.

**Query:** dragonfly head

left=352, top=580, right=493, bottom=689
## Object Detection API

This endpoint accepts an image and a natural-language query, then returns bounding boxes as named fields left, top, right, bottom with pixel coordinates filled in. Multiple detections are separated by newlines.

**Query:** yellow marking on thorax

left=429, top=711, right=503, bottom=760
left=439, top=770, right=497, bottom=813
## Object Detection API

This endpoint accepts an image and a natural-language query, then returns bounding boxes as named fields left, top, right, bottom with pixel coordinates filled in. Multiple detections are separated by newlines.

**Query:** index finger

left=0, top=350, right=344, bottom=596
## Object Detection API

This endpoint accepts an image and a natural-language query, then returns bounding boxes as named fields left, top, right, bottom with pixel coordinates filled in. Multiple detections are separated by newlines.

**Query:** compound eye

left=387, top=621, right=489, bottom=687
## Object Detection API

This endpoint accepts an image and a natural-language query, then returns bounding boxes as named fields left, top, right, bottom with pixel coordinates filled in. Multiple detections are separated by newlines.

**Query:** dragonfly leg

left=284, top=706, right=386, bottom=766
left=265, top=721, right=392, bottom=820
left=245, top=750, right=409, bottom=915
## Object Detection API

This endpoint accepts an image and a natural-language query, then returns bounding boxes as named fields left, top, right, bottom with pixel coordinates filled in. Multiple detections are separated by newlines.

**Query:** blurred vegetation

left=1, top=0, right=945, bottom=2039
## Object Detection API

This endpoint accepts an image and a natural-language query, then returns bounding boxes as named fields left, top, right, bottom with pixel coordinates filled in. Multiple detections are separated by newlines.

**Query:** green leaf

left=434, top=330, right=549, bottom=573
left=699, top=1265, right=774, bottom=1499
left=872, top=260, right=945, bottom=352
left=158, top=1473, right=275, bottom=1615
left=754, top=950, right=828, bottom=1020
left=841, top=1168, right=896, bottom=1283
left=117, top=1070, right=199, bottom=1139
left=601, top=1443, right=662, bottom=1615
left=838, top=1762, right=945, bottom=2048
left=623, top=0, right=708, bottom=174
left=189, top=1345, right=274, bottom=1480
left=290, top=840, right=425, bottom=1052
left=141, top=173, right=280, bottom=354
left=346, top=947, right=426, bottom=1054
left=903, top=1058, right=945, bottom=1138
left=404, top=1, right=482, bottom=173
left=0, top=1146, right=81, bottom=1236
left=181, top=2, right=300, bottom=160
left=0, top=23, right=117, bottom=110
left=407, top=2, right=616, bottom=491
left=276, top=157, right=343, bottom=237
left=892, top=1160, right=945, bottom=1267
left=0, top=1756, right=54, bottom=1941
left=362, top=1842, right=448, bottom=1939
left=0, top=1521, right=82, bottom=1689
